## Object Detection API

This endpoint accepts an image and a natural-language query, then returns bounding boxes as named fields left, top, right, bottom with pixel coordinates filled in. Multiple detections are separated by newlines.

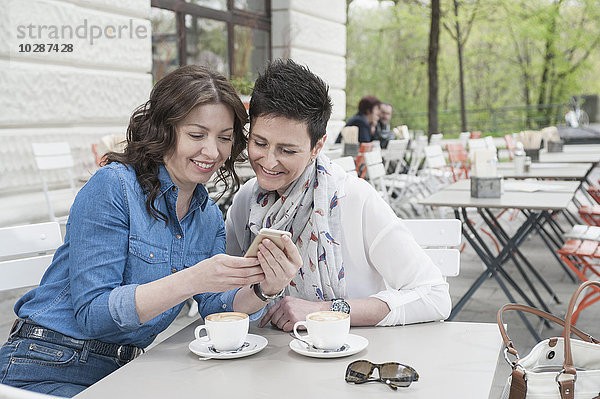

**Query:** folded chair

left=381, top=139, right=408, bottom=174
left=579, top=205, right=600, bottom=226
left=363, top=150, right=390, bottom=203
left=332, top=156, right=358, bottom=177
left=31, top=142, right=76, bottom=223
left=504, top=134, right=516, bottom=160
left=445, top=142, right=469, bottom=181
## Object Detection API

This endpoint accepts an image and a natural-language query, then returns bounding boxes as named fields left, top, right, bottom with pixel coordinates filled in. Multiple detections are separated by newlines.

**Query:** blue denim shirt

left=15, top=163, right=238, bottom=349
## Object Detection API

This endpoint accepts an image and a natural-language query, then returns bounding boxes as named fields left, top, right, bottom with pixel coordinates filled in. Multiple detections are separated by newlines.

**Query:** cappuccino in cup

left=194, top=312, right=249, bottom=352
left=293, top=311, right=350, bottom=350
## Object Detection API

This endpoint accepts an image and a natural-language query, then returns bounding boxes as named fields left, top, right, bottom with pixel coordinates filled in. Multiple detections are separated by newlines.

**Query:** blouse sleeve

left=359, top=188, right=452, bottom=326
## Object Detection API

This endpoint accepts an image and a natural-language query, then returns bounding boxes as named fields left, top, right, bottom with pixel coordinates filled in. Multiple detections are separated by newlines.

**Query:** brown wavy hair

left=105, top=65, right=248, bottom=223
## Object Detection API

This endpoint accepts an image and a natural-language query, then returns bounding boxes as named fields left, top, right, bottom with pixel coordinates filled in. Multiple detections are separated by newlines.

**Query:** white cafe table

left=496, top=162, right=593, bottom=180
left=563, top=144, right=600, bottom=153
left=420, top=180, right=577, bottom=340
left=538, top=150, right=600, bottom=164
left=75, top=321, right=503, bottom=399
left=444, top=179, right=580, bottom=193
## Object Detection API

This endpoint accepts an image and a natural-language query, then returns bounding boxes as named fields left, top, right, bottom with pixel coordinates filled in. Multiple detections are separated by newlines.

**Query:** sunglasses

left=345, top=360, right=419, bottom=390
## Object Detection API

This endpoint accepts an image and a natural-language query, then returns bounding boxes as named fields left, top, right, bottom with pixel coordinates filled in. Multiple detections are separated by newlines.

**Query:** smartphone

left=244, top=228, right=292, bottom=257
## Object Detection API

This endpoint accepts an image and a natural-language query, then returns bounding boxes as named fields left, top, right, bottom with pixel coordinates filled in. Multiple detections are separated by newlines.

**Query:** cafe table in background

left=75, top=321, right=502, bottom=398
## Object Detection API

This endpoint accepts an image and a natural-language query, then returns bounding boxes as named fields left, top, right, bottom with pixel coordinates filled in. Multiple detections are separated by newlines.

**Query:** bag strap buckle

left=503, top=346, right=520, bottom=368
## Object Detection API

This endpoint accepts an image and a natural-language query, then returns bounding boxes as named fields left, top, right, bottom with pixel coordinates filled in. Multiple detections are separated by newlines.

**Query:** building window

left=150, top=0, right=271, bottom=84
left=151, top=8, right=179, bottom=81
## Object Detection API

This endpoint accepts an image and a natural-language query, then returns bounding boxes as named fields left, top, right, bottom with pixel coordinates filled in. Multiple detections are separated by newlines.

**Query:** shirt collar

left=158, top=165, right=209, bottom=211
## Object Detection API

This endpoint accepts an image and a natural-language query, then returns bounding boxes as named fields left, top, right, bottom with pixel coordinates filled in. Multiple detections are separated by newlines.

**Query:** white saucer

left=189, top=334, right=268, bottom=359
left=289, top=334, right=368, bottom=358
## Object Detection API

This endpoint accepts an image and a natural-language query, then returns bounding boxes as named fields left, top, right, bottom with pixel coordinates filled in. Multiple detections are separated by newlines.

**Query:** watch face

left=332, top=299, right=350, bottom=314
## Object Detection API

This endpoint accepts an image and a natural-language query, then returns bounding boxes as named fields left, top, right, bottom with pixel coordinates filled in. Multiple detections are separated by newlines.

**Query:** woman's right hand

left=256, top=235, right=303, bottom=296
left=193, top=254, right=264, bottom=293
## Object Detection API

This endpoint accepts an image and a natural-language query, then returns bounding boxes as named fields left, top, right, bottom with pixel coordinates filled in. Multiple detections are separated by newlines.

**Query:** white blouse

left=226, top=173, right=451, bottom=326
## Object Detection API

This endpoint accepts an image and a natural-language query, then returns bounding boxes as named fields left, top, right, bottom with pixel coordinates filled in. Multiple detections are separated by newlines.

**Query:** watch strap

left=252, top=283, right=284, bottom=301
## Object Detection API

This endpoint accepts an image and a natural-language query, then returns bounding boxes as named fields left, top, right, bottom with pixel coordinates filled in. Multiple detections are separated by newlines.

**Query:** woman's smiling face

left=164, top=103, right=234, bottom=193
left=248, top=116, right=324, bottom=195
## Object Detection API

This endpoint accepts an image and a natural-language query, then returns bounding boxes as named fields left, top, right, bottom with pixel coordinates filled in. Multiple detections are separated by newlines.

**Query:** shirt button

left=149, top=253, right=154, bottom=258
left=171, top=186, right=177, bottom=192
left=222, top=304, right=227, bottom=309
left=176, top=234, right=181, bottom=239
left=171, top=268, right=177, bottom=274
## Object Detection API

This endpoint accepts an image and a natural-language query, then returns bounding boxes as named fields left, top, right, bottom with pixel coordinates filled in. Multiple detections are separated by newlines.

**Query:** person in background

left=0, top=65, right=270, bottom=397
left=226, top=59, right=451, bottom=331
left=336, top=95, right=381, bottom=143
left=373, top=102, right=395, bottom=149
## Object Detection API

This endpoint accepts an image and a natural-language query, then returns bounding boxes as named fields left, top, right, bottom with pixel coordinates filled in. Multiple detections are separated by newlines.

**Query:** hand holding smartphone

left=245, top=228, right=292, bottom=257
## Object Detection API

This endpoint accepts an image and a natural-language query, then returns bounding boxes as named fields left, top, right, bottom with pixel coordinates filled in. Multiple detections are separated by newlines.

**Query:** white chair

left=393, top=125, right=410, bottom=140
left=402, top=219, right=461, bottom=279
left=332, top=156, right=358, bottom=177
left=0, top=222, right=62, bottom=292
left=421, top=145, right=453, bottom=193
left=363, top=150, right=389, bottom=202
left=381, top=139, right=408, bottom=174
left=0, top=383, right=67, bottom=399
left=31, top=142, right=76, bottom=223
left=484, top=136, right=497, bottom=154
left=384, top=136, right=431, bottom=218
left=458, top=132, right=471, bottom=148
left=467, top=138, right=486, bottom=152
left=429, top=133, right=443, bottom=147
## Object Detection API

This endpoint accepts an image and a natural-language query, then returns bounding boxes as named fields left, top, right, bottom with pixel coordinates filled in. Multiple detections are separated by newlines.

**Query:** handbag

left=498, top=280, right=600, bottom=399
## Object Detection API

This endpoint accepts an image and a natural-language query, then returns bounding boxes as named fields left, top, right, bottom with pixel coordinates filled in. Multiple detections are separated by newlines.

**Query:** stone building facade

left=0, top=0, right=347, bottom=227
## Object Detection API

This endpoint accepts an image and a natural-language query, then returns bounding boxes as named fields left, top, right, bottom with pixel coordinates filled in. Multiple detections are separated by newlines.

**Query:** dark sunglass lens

left=345, top=361, right=373, bottom=382
left=381, top=364, right=415, bottom=387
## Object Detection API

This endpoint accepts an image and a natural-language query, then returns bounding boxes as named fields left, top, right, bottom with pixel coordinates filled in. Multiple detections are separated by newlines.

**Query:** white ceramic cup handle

left=293, top=321, right=309, bottom=341
left=194, top=325, right=210, bottom=342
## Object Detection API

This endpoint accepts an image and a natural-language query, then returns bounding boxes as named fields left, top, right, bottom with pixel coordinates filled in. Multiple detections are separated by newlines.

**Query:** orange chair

left=504, top=134, right=516, bottom=160
left=355, top=142, right=374, bottom=178
left=557, top=239, right=600, bottom=324
left=446, top=142, right=469, bottom=181
left=588, top=186, right=600, bottom=205
left=470, top=131, right=482, bottom=139
left=579, top=205, right=600, bottom=226
left=91, top=143, right=107, bottom=167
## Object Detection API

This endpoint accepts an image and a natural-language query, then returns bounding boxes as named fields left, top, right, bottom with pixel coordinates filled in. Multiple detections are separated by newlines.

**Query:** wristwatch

left=331, top=298, right=351, bottom=314
left=251, top=283, right=284, bottom=302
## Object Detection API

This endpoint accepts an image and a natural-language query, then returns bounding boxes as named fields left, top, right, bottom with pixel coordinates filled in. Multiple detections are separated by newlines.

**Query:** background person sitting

left=336, top=95, right=381, bottom=143
left=373, top=102, right=395, bottom=149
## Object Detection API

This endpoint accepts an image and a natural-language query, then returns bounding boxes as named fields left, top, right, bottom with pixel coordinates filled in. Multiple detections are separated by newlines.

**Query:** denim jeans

left=0, top=336, right=125, bottom=397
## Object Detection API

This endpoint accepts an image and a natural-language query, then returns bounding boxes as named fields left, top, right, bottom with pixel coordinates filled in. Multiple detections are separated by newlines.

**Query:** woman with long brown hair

left=0, top=65, right=281, bottom=397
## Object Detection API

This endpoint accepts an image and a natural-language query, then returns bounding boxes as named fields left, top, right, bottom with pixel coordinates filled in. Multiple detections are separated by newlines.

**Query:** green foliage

left=346, top=0, right=600, bottom=134
left=230, top=74, right=254, bottom=95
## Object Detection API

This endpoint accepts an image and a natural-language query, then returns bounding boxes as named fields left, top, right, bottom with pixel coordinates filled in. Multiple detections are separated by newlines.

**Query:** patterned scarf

left=243, top=152, right=347, bottom=301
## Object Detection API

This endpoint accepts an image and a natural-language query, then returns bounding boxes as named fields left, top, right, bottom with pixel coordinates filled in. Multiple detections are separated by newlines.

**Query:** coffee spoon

left=288, top=333, right=349, bottom=353
left=198, top=342, right=251, bottom=360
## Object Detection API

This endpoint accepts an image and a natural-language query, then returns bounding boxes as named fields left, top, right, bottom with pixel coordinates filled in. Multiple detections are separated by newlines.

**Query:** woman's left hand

left=256, top=235, right=302, bottom=296
left=258, top=296, right=327, bottom=331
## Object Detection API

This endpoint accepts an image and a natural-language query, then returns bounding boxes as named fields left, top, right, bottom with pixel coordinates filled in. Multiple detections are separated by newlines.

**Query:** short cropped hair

left=357, top=95, right=381, bottom=115
left=249, top=59, right=332, bottom=148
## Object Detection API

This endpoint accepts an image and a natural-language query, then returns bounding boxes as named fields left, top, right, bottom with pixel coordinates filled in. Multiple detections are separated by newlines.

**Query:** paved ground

left=1, top=167, right=598, bottom=398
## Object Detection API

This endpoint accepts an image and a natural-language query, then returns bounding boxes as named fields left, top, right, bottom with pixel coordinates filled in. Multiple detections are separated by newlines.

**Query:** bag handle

left=497, top=303, right=599, bottom=360
left=563, top=281, right=600, bottom=375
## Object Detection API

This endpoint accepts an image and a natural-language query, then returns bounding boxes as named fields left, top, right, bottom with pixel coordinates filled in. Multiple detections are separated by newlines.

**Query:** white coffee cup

left=194, top=312, right=249, bottom=352
left=293, top=311, right=350, bottom=350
